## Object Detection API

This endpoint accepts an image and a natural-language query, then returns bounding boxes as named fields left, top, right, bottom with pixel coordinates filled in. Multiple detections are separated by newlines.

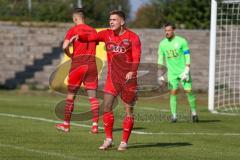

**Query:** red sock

left=89, top=97, right=99, bottom=123
left=64, top=99, right=74, bottom=125
left=103, top=112, right=114, bottom=140
left=122, top=115, right=134, bottom=143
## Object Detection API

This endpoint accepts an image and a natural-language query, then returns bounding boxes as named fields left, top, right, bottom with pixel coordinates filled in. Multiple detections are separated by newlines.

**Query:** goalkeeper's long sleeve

left=184, top=54, right=191, bottom=65
left=157, top=47, right=164, bottom=66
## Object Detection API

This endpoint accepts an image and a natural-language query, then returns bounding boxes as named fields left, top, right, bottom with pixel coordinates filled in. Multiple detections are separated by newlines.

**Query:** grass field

left=0, top=90, right=240, bottom=160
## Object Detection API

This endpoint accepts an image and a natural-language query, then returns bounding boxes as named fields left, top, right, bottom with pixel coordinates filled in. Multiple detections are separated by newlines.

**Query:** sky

left=129, top=0, right=150, bottom=19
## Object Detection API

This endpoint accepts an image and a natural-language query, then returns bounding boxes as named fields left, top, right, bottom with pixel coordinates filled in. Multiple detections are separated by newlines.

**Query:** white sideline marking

left=0, top=113, right=240, bottom=136
left=138, top=107, right=169, bottom=112
left=211, top=110, right=240, bottom=116
left=0, top=143, right=80, bottom=160
left=132, top=131, right=240, bottom=136
left=0, top=113, right=92, bottom=128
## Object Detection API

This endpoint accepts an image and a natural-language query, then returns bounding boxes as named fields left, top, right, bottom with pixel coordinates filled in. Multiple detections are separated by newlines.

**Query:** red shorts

left=104, top=77, right=138, bottom=105
left=68, top=62, right=98, bottom=93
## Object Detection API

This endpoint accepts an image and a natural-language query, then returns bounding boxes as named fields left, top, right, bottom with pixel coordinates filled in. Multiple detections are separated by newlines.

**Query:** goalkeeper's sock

left=172, top=114, right=177, bottom=119
left=121, top=115, right=134, bottom=143
left=89, top=97, right=99, bottom=123
left=64, top=99, right=74, bottom=125
left=103, top=112, right=114, bottom=140
left=170, top=95, right=177, bottom=116
left=186, top=92, right=197, bottom=115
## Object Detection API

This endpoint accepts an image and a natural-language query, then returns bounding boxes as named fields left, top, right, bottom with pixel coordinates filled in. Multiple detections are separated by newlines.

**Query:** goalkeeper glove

left=180, top=66, right=190, bottom=81
left=158, top=76, right=165, bottom=82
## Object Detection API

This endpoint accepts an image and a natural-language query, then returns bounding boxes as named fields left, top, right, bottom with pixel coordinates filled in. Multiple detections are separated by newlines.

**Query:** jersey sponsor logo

left=166, top=49, right=179, bottom=59
left=106, top=40, right=131, bottom=54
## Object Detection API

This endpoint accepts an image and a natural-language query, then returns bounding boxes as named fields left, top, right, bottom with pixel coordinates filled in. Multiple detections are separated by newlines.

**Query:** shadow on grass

left=128, top=142, right=192, bottom=149
left=113, top=127, right=145, bottom=132
left=198, top=120, right=221, bottom=123
left=95, top=127, right=145, bottom=134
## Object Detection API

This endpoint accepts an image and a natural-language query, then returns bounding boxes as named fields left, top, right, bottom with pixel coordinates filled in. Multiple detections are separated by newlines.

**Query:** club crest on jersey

left=122, top=39, right=131, bottom=48
left=174, top=43, right=179, bottom=49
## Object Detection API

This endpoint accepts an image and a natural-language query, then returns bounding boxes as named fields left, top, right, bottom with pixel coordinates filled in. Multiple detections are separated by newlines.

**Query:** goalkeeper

left=157, top=23, right=198, bottom=123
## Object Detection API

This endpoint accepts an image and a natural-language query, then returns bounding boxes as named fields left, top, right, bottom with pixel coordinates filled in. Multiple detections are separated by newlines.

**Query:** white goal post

left=209, top=0, right=240, bottom=114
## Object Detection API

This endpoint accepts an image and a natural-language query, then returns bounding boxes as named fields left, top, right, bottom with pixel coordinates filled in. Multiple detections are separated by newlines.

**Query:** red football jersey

left=65, top=24, right=97, bottom=63
left=97, top=29, right=141, bottom=84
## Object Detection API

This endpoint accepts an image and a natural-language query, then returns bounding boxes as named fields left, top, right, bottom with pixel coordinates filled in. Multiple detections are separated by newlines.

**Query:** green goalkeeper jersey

left=158, top=35, right=190, bottom=80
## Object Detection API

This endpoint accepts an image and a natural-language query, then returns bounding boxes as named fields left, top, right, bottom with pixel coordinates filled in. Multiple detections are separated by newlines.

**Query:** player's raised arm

left=62, top=28, right=76, bottom=58
left=77, top=29, right=107, bottom=43
left=76, top=30, right=97, bottom=42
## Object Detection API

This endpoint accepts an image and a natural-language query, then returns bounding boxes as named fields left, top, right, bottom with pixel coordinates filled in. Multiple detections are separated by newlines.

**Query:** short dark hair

left=73, top=8, right=85, bottom=18
left=164, top=22, right=176, bottom=29
left=110, top=10, right=126, bottom=21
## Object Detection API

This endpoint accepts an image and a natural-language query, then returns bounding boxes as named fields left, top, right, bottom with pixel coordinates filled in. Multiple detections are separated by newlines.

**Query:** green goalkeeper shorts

left=168, top=75, right=193, bottom=90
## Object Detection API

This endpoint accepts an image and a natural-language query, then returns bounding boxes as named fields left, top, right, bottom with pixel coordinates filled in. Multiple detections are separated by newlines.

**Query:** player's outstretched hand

left=70, top=35, right=79, bottom=43
left=180, top=66, right=190, bottom=81
left=125, top=72, right=134, bottom=81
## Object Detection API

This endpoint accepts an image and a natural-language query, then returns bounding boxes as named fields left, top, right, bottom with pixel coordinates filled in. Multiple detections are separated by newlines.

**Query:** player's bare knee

left=66, top=93, right=75, bottom=100
left=86, top=89, right=96, bottom=98
left=124, top=103, right=134, bottom=114
left=184, top=89, right=192, bottom=94
left=170, top=90, right=178, bottom=95
left=103, top=101, right=113, bottom=112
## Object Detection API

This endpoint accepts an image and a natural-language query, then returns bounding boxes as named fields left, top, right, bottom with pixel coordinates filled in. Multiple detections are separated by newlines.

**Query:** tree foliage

left=0, top=0, right=130, bottom=27
left=83, top=0, right=130, bottom=27
left=133, top=0, right=210, bottom=29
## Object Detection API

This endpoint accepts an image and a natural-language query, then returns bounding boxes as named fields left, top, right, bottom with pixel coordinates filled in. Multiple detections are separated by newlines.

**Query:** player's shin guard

left=89, top=97, right=99, bottom=123
left=121, top=115, right=134, bottom=143
left=170, top=95, right=177, bottom=117
left=64, top=99, right=74, bottom=125
left=103, top=112, right=114, bottom=140
left=186, top=92, right=196, bottom=115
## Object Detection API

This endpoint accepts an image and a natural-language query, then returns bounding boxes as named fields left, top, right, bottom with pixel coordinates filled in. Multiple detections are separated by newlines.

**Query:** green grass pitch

left=0, top=90, right=240, bottom=160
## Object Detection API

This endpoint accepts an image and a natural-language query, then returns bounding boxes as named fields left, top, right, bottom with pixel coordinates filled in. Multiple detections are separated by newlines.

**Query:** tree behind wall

left=133, top=0, right=210, bottom=29
left=0, top=0, right=130, bottom=27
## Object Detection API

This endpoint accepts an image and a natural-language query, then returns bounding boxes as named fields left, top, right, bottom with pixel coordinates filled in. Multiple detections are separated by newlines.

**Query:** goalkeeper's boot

left=171, top=117, right=177, bottom=123
left=118, top=142, right=128, bottom=151
left=99, top=139, right=113, bottom=150
left=192, top=115, right=199, bottom=123
left=55, top=123, right=70, bottom=132
left=91, top=124, right=98, bottom=134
